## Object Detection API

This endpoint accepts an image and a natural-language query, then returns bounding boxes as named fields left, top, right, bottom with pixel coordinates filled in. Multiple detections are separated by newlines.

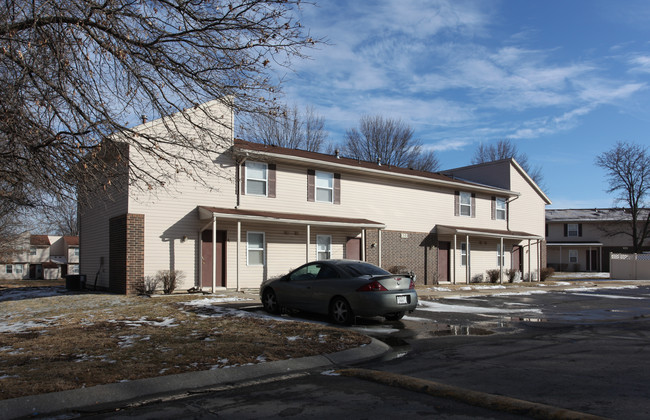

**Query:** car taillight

left=357, top=280, right=388, bottom=292
left=409, top=279, right=416, bottom=289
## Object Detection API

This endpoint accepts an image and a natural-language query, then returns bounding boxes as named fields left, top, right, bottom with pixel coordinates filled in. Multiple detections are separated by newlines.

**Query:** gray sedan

left=260, top=260, right=418, bottom=324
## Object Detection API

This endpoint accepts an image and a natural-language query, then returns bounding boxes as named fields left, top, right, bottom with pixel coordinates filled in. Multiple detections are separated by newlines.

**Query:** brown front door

left=512, top=245, right=523, bottom=272
left=438, top=241, right=450, bottom=282
left=586, top=250, right=599, bottom=272
left=346, top=237, right=362, bottom=260
left=202, top=230, right=227, bottom=288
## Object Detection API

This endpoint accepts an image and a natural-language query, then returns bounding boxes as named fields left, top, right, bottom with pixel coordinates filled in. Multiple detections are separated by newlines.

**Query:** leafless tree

left=241, top=105, right=327, bottom=152
left=595, top=141, right=650, bottom=253
left=337, top=115, right=440, bottom=172
left=0, top=203, right=29, bottom=260
left=0, top=0, right=319, bottom=210
left=40, top=196, right=78, bottom=236
left=472, top=139, right=544, bottom=187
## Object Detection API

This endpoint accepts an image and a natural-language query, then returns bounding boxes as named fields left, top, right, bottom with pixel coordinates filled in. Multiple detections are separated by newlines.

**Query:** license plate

left=396, top=295, right=409, bottom=305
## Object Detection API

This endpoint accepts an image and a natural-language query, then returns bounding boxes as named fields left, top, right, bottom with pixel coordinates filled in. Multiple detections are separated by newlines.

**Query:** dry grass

left=0, top=282, right=370, bottom=400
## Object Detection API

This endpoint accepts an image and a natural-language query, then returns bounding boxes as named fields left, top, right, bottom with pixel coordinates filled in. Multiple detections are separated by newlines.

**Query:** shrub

left=486, top=269, right=501, bottom=283
left=157, top=270, right=185, bottom=294
left=388, top=265, right=410, bottom=275
left=540, top=267, right=555, bottom=282
left=470, top=273, right=484, bottom=283
left=506, top=269, right=519, bottom=283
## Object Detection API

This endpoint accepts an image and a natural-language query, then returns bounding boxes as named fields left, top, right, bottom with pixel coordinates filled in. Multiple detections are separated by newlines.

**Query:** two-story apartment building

left=78, top=100, right=551, bottom=294
left=0, top=235, right=79, bottom=280
left=546, top=208, right=650, bottom=272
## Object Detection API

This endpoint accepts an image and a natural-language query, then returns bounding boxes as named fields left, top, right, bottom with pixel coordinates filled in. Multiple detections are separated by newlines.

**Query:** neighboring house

left=0, top=234, right=80, bottom=280
left=78, top=101, right=551, bottom=294
left=546, top=208, right=650, bottom=272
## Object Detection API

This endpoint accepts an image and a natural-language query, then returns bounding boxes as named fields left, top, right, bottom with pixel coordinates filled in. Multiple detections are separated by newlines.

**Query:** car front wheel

left=262, top=288, right=280, bottom=314
left=329, top=297, right=354, bottom=325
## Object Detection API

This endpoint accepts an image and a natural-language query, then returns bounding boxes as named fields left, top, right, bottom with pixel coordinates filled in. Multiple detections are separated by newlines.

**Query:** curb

left=0, top=339, right=390, bottom=419
left=337, top=368, right=608, bottom=420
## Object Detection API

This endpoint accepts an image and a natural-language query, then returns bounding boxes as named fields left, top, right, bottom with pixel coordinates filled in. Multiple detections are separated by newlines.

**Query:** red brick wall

left=109, top=214, right=144, bottom=294
left=365, top=229, right=438, bottom=285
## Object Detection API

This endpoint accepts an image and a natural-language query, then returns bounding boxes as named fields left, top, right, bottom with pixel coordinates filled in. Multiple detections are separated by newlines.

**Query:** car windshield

left=340, top=262, right=390, bottom=277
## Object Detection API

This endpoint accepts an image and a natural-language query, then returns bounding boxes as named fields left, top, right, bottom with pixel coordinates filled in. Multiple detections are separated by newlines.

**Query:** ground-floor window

left=69, top=264, right=79, bottom=274
left=5, top=265, right=12, bottom=274
left=497, top=244, right=505, bottom=267
left=569, top=249, right=578, bottom=264
left=247, top=232, right=265, bottom=266
left=317, top=235, right=332, bottom=260
left=461, top=243, right=468, bottom=266
left=14, top=264, right=23, bottom=274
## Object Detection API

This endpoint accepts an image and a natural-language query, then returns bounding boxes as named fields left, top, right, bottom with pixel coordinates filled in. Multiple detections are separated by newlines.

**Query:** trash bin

left=65, top=275, right=81, bottom=290
left=79, top=274, right=87, bottom=290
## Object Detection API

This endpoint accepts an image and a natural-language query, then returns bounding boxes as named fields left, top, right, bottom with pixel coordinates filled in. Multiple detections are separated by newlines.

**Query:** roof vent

left=141, top=115, right=148, bottom=124
left=335, top=149, right=340, bottom=159
left=377, top=157, right=382, bottom=166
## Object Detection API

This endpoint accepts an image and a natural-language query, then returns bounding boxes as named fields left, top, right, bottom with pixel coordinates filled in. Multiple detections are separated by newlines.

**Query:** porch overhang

left=436, top=225, right=543, bottom=241
left=547, top=242, right=603, bottom=247
left=198, top=206, right=386, bottom=229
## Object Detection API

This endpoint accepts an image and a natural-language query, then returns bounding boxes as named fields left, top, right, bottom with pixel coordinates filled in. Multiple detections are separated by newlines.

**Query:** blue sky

left=274, top=0, right=650, bottom=209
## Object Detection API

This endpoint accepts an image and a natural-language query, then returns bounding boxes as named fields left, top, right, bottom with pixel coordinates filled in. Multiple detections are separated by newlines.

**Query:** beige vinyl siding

left=508, top=165, right=545, bottom=237
left=240, top=163, right=509, bottom=233
left=79, top=182, right=129, bottom=289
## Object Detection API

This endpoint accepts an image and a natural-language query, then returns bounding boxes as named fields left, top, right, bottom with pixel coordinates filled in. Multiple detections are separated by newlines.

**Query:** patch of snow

left=286, top=336, right=302, bottom=341
left=256, top=355, right=267, bottom=363
left=428, top=287, right=451, bottom=291
left=0, top=320, right=50, bottom=333
left=570, top=293, right=645, bottom=300
left=321, top=370, right=341, bottom=376
left=491, top=290, right=548, bottom=297
left=418, top=300, right=542, bottom=315
left=472, top=285, right=507, bottom=290
left=403, top=315, right=431, bottom=322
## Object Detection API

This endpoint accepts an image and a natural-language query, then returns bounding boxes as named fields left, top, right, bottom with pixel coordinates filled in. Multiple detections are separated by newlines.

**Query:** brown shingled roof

left=64, top=236, right=79, bottom=246
left=30, top=235, right=50, bottom=246
left=233, top=139, right=476, bottom=187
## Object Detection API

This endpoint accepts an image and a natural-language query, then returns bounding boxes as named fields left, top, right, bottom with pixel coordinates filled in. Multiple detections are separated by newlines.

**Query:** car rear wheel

left=384, top=311, right=405, bottom=321
left=329, top=297, right=354, bottom=325
left=262, top=288, right=280, bottom=314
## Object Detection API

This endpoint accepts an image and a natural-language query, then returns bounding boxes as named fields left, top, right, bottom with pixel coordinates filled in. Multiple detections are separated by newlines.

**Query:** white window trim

left=72, top=247, right=80, bottom=256
left=316, top=235, right=332, bottom=260
left=496, top=197, right=507, bottom=220
left=246, top=232, right=266, bottom=266
left=245, top=161, right=268, bottom=197
left=5, top=264, right=13, bottom=274
left=315, top=171, right=334, bottom=203
left=459, top=192, right=472, bottom=217
left=569, top=249, right=578, bottom=264
left=14, top=264, right=23, bottom=274
left=567, top=223, right=579, bottom=237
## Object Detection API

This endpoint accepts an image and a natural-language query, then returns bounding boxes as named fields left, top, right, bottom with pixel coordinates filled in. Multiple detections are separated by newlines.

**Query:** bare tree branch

left=0, top=0, right=320, bottom=209
left=471, top=139, right=545, bottom=188
left=336, top=115, right=440, bottom=172
left=595, top=141, right=650, bottom=253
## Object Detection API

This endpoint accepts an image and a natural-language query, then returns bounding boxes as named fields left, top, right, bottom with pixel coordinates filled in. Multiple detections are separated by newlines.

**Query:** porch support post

left=537, top=240, right=541, bottom=281
left=212, top=215, right=217, bottom=293
left=306, top=225, right=311, bottom=263
left=559, top=245, right=563, bottom=272
left=378, top=229, right=382, bottom=268
left=361, top=229, right=366, bottom=261
left=600, top=246, right=603, bottom=272
left=453, top=234, right=457, bottom=285
left=500, top=236, right=504, bottom=284
left=466, top=234, right=470, bottom=285
left=237, top=221, right=241, bottom=292
left=528, top=239, right=533, bottom=282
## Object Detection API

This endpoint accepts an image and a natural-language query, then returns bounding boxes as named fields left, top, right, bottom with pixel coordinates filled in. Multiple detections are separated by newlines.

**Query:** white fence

left=610, top=253, right=650, bottom=280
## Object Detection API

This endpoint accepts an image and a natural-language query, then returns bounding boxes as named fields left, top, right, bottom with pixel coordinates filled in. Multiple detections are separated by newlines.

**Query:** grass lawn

left=0, top=280, right=369, bottom=400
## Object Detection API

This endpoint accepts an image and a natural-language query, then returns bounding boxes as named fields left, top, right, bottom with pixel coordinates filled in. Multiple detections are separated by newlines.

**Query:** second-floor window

left=30, top=246, right=37, bottom=256
left=495, top=197, right=507, bottom=220
left=566, top=223, right=581, bottom=237
left=459, top=192, right=472, bottom=217
left=245, top=161, right=267, bottom=196
left=316, top=171, right=334, bottom=203
left=72, top=247, right=79, bottom=257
